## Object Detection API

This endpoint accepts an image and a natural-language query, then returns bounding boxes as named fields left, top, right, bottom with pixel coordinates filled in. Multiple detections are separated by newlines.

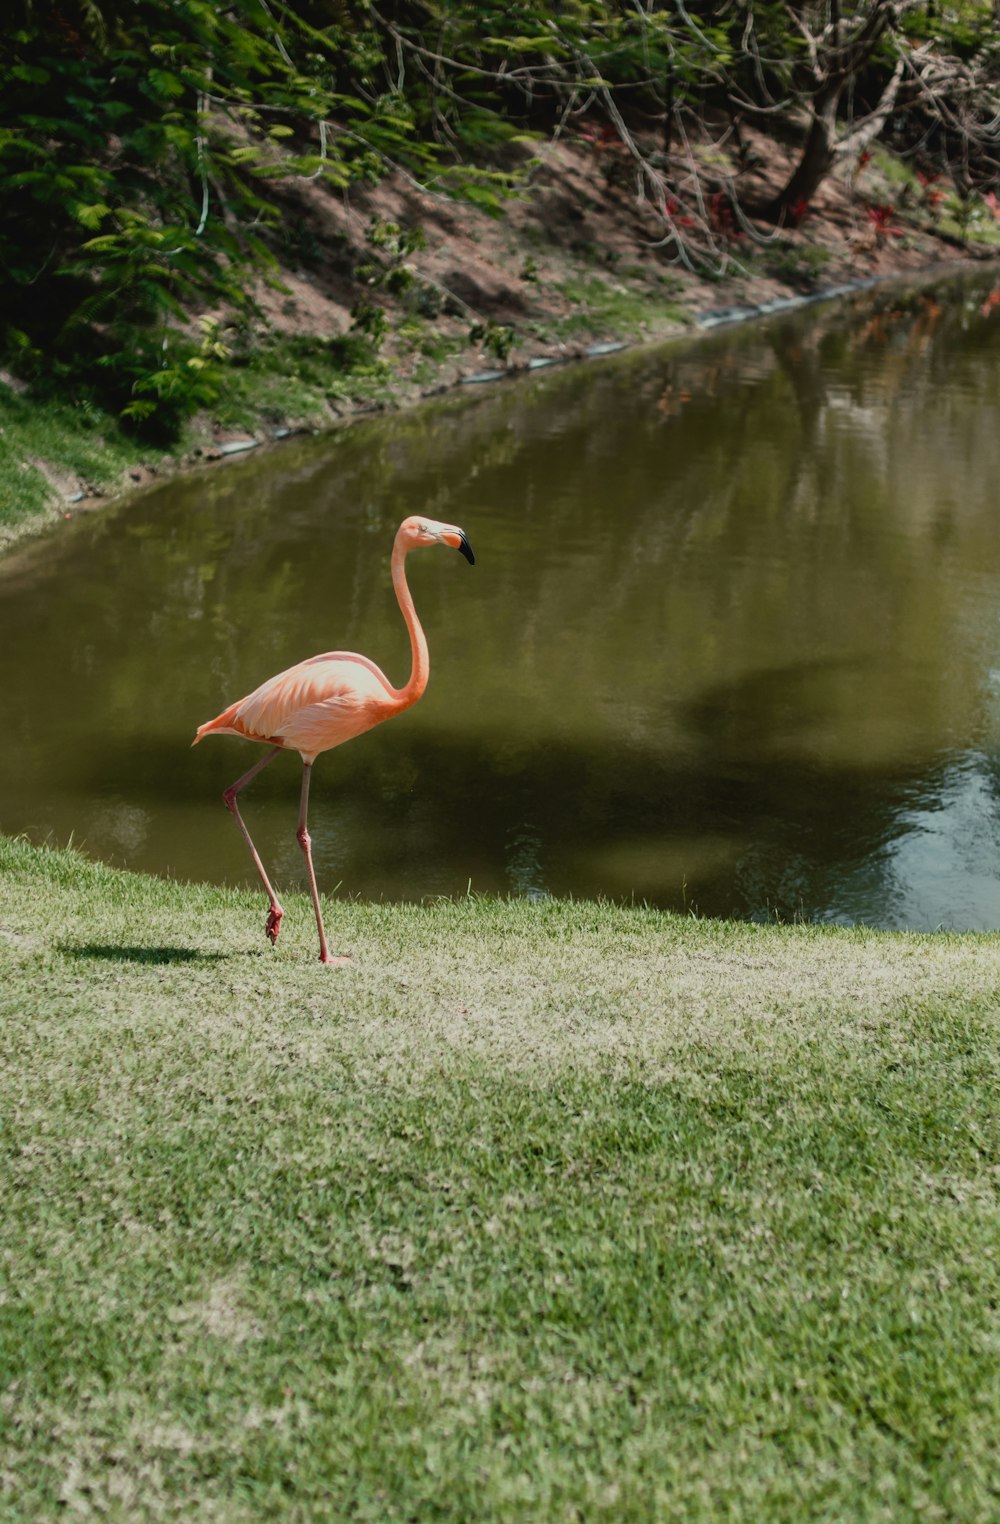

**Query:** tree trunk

left=756, top=47, right=907, bottom=223
left=762, top=82, right=843, bottom=220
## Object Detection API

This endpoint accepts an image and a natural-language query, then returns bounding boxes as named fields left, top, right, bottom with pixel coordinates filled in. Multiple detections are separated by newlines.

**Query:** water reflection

left=873, top=755, right=1000, bottom=931
left=3, top=271, right=1000, bottom=929
left=506, top=824, right=549, bottom=901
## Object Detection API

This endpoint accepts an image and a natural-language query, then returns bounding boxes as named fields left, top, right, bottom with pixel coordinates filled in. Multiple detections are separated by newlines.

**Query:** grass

left=753, top=244, right=833, bottom=292
left=548, top=275, right=689, bottom=341
left=2, top=835, right=999, bottom=1521
left=210, top=333, right=393, bottom=435
left=862, top=149, right=1000, bottom=250
left=0, top=384, right=152, bottom=542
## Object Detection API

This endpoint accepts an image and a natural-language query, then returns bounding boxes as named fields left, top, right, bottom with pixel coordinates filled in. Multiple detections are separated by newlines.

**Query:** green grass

left=938, top=201, right=1000, bottom=250
left=861, top=149, right=1000, bottom=250
left=549, top=275, right=689, bottom=341
left=2, top=835, right=999, bottom=1521
left=0, top=384, right=152, bottom=541
left=211, top=333, right=393, bottom=434
left=397, top=325, right=468, bottom=387
left=753, top=244, right=833, bottom=292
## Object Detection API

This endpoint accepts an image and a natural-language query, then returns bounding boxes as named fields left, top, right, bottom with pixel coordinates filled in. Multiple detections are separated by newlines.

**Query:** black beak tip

left=458, top=533, right=475, bottom=566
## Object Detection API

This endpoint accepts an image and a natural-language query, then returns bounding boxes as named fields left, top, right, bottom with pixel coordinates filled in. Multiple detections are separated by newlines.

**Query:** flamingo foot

left=266, top=906, right=284, bottom=945
left=320, top=953, right=352, bottom=967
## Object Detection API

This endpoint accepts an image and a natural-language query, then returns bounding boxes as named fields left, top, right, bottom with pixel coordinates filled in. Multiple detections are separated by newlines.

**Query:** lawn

left=1, top=835, right=998, bottom=1521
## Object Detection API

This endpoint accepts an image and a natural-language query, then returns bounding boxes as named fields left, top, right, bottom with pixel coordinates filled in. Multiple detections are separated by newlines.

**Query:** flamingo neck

left=391, top=538, right=429, bottom=710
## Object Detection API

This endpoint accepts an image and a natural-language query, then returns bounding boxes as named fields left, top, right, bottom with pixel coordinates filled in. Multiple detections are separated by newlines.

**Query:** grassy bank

left=0, top=337, right=388, bottom=552
left=2, top=835, right=999, bottom=1521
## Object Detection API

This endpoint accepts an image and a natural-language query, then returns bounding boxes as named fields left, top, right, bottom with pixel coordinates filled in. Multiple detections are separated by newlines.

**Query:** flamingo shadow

left=60, top=943, right=227, bottom=965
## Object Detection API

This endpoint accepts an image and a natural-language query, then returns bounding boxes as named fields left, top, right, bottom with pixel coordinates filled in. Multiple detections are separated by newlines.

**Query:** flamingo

left=193, top=515, right=475, bottom=964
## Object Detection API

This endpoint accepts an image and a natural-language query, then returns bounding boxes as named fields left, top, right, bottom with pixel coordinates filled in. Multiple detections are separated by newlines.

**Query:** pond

left=4, top=269, right=1000, bottom=930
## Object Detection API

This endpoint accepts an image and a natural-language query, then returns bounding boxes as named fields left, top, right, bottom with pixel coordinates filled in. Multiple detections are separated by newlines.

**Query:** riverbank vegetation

left=3, top=2, right=1000, bottom=539
left=1, top=833, right=999, bottom=1519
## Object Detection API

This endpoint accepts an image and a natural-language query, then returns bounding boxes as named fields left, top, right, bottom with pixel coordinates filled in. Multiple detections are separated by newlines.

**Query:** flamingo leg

left=223, top=745, right=285, bottom=945
left=296, top=762, right=350, bottom=966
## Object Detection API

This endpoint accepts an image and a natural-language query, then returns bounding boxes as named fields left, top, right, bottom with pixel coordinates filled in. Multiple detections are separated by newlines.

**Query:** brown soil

left=248, top=126, right=987, bottom=399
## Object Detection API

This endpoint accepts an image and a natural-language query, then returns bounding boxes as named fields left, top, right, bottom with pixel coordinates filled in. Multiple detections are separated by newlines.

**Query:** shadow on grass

left=61, top=943, right=227, bottom=965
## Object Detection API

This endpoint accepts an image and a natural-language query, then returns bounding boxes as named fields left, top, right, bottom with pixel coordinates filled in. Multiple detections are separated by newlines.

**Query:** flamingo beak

left=442, top=529, right=475, bottom=565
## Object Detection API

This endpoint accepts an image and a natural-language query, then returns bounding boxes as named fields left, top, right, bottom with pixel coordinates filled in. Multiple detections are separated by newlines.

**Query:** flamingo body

left=193, top=515, right=474, bottom=963
left=195, top=651, right=400, bottom=762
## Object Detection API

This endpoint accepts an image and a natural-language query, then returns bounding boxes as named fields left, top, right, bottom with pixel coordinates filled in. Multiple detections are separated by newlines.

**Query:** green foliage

left=356, top=216, right=427, bottom=299
left=0, top=1, right=461, bottom=434
left=117, top=316, right=230, bottom=431
left=350, top=297, right=390, bottom=345
left=366, top=217, right=426, bottom=259
left=468, top=317, right=517, bottom=362
left=900, top=1, right=996, bottom=57
left=1, top=7, right=293, bottom=425
left=5, top=1, right=998, bottom=437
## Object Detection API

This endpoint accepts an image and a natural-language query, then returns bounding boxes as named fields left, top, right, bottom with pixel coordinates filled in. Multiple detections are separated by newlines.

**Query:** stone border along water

left=463, top=266, right=978, bottom=376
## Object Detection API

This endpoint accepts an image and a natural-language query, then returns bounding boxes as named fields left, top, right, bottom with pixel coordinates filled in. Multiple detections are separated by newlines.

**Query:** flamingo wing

left=196, top=651, right=399, bottom=760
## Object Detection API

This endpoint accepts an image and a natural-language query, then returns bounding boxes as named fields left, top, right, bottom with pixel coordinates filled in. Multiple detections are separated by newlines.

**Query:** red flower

left=868, top=203, right=903, bottom=241
left=578, top=122, right=623, bottom=155
left=664, top=195, right=696, bottom=230
left=710, top=191, right=741, bottom=237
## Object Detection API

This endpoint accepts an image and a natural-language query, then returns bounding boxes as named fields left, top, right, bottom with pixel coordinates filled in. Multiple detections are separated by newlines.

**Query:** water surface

left=4, top=270, right=1000, bottom=928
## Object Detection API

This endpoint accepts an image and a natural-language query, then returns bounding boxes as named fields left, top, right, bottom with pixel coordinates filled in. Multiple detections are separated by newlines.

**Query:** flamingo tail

left=192, top=701, right=247, bottom=747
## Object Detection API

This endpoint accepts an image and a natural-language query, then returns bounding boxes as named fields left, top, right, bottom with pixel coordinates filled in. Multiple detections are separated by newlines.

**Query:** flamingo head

left=399, top=514, right=475, bottom=565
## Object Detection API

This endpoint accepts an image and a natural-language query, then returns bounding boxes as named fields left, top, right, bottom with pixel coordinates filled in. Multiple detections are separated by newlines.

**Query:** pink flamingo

left=193, top=515, right=475, bottom=964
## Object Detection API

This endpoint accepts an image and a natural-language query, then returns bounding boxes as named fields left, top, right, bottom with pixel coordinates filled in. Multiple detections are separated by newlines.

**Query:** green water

left=4, top=270, right=1000, bottom=928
